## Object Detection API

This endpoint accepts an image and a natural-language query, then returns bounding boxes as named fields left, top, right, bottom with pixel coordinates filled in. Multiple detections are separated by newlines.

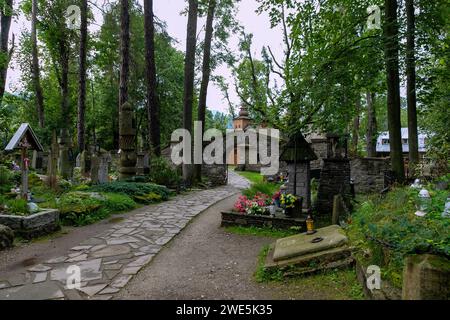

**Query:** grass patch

left=225, top=226, right=299, bottom=238
left=235, top=170, right=264, bottom=185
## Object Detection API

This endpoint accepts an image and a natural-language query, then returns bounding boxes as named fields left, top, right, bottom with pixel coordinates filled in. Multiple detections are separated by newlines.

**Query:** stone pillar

left=58, top=129, right=73, bottom=180
left=402, top=254, right=450, bottom=300
left=119, top=102, right=137, bottom=180
left=286, top=162, right=311, bottom=210
left=315, top=159, right=351, bottom=215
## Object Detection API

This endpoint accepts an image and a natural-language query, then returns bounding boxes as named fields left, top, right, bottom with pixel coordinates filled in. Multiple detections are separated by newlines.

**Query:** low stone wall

left=221, top=211, right=306, bottom=230
left=0, top=209, right=60, bottom=239
left=351, top=157, right=390, bottom=194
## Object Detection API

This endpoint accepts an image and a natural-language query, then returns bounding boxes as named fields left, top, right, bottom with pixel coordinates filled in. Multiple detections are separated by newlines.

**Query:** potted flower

left=281, top=193, right=298, bottom=216
left=246, top=201, right=269, bottom=216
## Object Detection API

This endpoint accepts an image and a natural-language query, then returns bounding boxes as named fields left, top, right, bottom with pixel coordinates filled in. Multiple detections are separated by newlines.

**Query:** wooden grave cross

left=5, top=124, right=44, bottom=199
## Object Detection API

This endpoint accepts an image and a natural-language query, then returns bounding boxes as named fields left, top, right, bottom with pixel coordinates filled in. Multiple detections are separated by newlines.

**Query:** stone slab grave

left=265, top=225, right=353, bottom=276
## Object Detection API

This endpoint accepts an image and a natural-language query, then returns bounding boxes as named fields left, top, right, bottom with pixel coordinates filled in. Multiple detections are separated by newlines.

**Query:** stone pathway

left=0, top=171, right=249, bottom=300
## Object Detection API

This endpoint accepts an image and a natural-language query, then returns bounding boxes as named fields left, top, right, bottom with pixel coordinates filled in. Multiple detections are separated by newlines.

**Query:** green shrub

left=58, top=192, right=103, bottom=216
left=5, top=199, right=29, bottom=216
left=0, top=166, right=12, bottom=193
left=102, top=193, right=136, bottom=212
left=57, top=191, right=137, bottom=226
left=90, top=182, right=170, bottom=200
left=242, top=182, right=280, bottom=199
left=133, top=192, right=163, bottom=204
left=148, top=157, right=181, bottom=187
left=29, top=173, right=43, bottom=188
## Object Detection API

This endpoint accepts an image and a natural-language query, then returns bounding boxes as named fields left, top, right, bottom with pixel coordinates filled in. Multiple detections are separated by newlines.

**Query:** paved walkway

left=0, top=171, right=249, bottom=300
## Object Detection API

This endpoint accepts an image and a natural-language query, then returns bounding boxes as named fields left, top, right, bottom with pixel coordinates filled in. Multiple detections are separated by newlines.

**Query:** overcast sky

left=6, top=0, right=284, bottom=114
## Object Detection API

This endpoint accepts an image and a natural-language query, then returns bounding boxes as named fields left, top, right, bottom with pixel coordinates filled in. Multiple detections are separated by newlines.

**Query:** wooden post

left=19, top=138, right=31, bottom=200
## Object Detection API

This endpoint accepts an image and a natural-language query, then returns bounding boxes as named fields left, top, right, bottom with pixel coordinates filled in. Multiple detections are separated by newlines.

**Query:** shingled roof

left=280, top=132, right=318, bottom=162
left=5, top=123, right=44, bottom=152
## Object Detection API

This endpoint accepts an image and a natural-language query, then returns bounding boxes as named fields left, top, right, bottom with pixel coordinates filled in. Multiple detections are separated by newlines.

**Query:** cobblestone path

left=0, top=171, right=249, bottom=300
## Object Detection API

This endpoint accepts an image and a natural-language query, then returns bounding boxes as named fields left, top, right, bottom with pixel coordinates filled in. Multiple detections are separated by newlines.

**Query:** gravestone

left=58, top=128, right=73, bottom=180
left=47, top=132, right=59, bottom=189
left=91, top=153, right=100, bottom=184
left=31, top=150, right=45, bottom=173
left=119, top=102, right=137, bottom=180
left=402, top=254, right=450, bottom=300
left=136, top=152, right=150, bottom=175
left=280, top=133, right=317, bottom=213
left=265, top=225, right=353, bottom=276
left=98, top=151, right=110, bottom=183
left=80, top=150, right=91, bottom=176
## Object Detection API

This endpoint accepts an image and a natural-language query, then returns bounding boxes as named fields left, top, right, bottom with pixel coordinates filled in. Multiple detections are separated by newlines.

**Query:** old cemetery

left=223, top=131, right=449, bottom=300
left=0, top=0, right=448, bottom=302
left=0, top=124, right=176, bottom=246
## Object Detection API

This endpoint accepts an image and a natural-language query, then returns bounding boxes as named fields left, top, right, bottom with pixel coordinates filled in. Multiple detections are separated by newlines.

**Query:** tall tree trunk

left=59, top=40, right=70, bottom=127
left=31, top=0, right=44, bottom=128
left=384, top=0, right=405, bottom=182
left=119, top=0, right=130, bottom=111
left=366, top=92, right=378, bottom=157
left=194, top=0, right=216, bottom=181
left=182, top=0, right=199, bottom=185
left=77, top=0, right=88, bottom=152
left=0, top=0, right=13, bottom=105
left=406, top=0, right=419, bottom=169
left=144, top=0, right=160, bottom=157
left=351, top=96, right=361, bottom=156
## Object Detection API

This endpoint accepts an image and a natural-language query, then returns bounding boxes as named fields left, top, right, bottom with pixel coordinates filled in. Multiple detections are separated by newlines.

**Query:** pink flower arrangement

left=234, top=193, right=273, bottom=215
left=234, top=195, right=250, bottom=213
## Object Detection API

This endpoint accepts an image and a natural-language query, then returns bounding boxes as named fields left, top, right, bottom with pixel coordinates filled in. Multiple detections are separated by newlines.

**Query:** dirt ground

left=118, top=195, right=363, bottom=300
left=1, top=193, right=363, bottom=300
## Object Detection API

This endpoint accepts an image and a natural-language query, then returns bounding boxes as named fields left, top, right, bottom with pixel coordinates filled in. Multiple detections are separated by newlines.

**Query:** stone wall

left=0, top=209, right=60, bottom=240
left=286, top=162, right=311, bottom=209
left=315, top=159, right=351, bottom=215
left=351, top=157, right=390, bottom=194
left=221, top=211, right=306, bottom=230
left=202, top=164, right=228, bottom=186
left=310, top=139, right=328, bottom=170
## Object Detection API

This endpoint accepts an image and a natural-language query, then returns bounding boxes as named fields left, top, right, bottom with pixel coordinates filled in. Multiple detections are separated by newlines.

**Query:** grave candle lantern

left=415, top=188, right=431, bottom=217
